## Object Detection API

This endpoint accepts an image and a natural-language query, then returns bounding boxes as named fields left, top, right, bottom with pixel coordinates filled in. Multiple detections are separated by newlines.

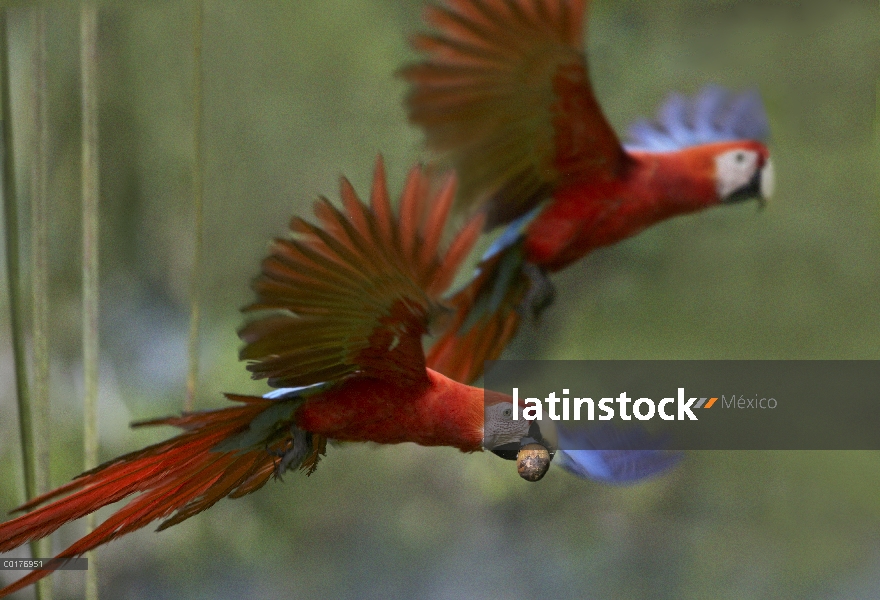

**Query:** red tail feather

left=0, top=156, right=483, bottom=597
left=0, top=394, right=293, bottom=598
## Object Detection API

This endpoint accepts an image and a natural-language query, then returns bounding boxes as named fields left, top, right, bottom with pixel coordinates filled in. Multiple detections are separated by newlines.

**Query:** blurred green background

left=1, top=0, right=879, bottom=598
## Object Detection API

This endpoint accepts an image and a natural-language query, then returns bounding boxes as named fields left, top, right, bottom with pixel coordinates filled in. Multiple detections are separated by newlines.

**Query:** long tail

left=0, top=394, right=312, bottom=598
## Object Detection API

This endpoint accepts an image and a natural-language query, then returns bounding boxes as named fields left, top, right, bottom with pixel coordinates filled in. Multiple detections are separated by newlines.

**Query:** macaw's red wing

left=239, top=156, right=484, bottom=388
left=402, top=0, right=627, bottom=228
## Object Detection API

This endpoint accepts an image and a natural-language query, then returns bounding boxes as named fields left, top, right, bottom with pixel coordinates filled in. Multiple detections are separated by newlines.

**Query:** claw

left=272, top=426, right=312, bottom=478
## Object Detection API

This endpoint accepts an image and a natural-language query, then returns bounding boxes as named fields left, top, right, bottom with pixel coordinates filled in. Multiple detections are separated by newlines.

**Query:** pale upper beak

left=760, top=158, right=775, bottom=199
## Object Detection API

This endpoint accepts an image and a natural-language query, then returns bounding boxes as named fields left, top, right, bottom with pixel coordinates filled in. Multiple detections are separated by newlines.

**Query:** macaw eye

left=502, top=408, right=512, bottom=418
left=735, top=152, right=746, bottom=163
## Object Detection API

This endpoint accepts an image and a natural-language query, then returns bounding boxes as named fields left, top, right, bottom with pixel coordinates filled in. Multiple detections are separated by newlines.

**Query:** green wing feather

left=402, top=0, right=628, bottom=228
left=238, top=156, right=484, bottom=387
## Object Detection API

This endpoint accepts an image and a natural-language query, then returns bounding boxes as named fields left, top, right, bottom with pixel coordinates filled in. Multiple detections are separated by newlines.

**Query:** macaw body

left=526, top=141, right=770, bottom=270
left=0, top=159, right=512, bottom=597
left=292, top=369, right=503, bottom=451
left=403, top=0, right=774, bottom=383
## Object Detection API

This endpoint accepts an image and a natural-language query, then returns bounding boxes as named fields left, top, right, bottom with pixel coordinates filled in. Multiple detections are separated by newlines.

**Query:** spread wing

left=401, top=0, right=627, bottom=229
left=238, top=156, right=483, bottom=388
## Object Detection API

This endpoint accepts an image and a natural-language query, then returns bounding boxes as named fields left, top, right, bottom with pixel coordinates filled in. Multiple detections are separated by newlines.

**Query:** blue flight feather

left=625, top=85, right=769, bottom=153
left=481, top=204, right=544, bottom=261
left=262, top=382, right=327, bottom=400
left=554, top=424, right=681, bottom=483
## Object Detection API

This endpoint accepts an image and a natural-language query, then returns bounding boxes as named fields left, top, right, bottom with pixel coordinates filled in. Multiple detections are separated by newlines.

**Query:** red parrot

left=401, top=0, right=775, bottom=383
left=0, top=157, right=682, bottom=597
left=0, top=158, right=534, bottom=597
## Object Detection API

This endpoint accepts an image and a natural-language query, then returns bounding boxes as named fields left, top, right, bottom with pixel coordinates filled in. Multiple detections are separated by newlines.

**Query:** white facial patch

left=483, top=402, right=530, bottom=450
left=714, top=149, right=760, bottom=199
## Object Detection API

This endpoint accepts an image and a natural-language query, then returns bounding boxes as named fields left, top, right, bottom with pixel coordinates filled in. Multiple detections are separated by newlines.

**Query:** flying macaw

left=0, top=157, right=675, bottom=597
left=401, top=0, right=774, bottom=383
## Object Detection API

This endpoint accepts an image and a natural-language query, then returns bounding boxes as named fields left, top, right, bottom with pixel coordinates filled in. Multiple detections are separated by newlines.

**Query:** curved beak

left=760, top=158, right=775, bottom=199
left=724, top=158, right=774, bottom=208
left=490, top=420, right=556, bottom=461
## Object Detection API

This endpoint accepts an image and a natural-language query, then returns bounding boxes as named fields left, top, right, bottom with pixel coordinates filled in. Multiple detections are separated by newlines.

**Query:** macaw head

left=626, top=86, right=774, bottom=209
left=482, top=392, right=557, bottom=481
left=482, top=392, right=682, bottom=484
left=712, top=140, right=774, bottom=204
left=481, top=393, right=533, bottom=452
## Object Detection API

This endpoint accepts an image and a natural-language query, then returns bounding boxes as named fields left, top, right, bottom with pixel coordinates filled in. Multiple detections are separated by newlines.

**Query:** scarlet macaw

left=402, top=0, right=774, bottom=383
left=0, top=158, right=675, bottom=597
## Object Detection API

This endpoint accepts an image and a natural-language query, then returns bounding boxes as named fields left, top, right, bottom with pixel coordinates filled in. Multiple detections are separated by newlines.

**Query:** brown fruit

left=516, top=443, right=551, bottom=482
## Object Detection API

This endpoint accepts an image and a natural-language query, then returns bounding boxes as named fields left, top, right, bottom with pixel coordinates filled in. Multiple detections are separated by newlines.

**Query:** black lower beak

left=491, top=442, right=521, bottom=461
left=490, top=421, right=556, bottom=461
left=724, top=170, right=762, bottom=205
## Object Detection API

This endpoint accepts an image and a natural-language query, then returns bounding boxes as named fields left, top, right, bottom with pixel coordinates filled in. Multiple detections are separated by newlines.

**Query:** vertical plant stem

left=185, top=0, right=205, bottom=412
left=876, top=0, right=880, bottom=155
left=1, top=10, right=43, bottom=586
left=80, top=6, right=99, bottom=600
left=0, top=11, right=32, bottom=494
left=30, top=8, right=52, bottom=600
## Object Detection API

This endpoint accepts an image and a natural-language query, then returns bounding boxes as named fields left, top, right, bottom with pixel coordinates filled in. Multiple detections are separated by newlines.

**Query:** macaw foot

left=271, top=426, right=313, bottom=478
left=521, top=263, right=556, bottom=321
